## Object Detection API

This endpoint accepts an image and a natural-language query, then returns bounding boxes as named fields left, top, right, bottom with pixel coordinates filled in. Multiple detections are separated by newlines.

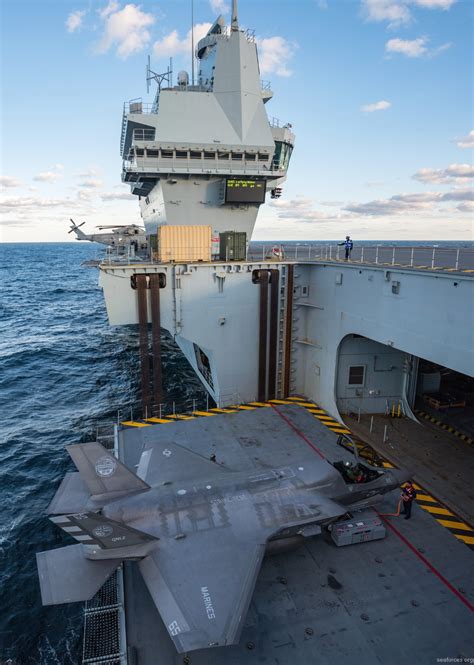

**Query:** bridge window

left=218, top=152, right=229, bottom=160
left=258, top=153, right=269, bottom=161
left=135, top=148, right=144, bottom=157
left=147, top=149, right=158, bottom=158
left=348, top=365, right=366, bottom=386
left=232, top=152, right=243, bottom=160
left=190, top=151, right=202, bottom=159
left=245, top=153, right=257, bottom=161
left=176, top=150, right=188, bottom=158
left=204, top=151, right=215, bottom=160
left=161, top=150, right=173, bottom=158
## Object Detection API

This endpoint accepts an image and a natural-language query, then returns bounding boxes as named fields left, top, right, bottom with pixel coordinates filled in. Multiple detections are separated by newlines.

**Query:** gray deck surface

left=119, top=405, right=474, bottom=665
left=347, top=413, right=474, bottom=526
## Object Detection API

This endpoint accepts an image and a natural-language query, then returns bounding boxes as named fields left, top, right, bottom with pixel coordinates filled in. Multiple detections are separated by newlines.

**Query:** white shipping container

left=158, top=225, right=212, bottom=263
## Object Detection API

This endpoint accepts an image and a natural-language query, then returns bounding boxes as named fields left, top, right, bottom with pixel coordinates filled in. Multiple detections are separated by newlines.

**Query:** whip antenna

left=191, top=0, right=195, bottom=86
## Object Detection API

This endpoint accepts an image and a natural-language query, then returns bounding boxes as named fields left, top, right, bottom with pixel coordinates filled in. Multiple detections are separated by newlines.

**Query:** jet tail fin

left=66, top=442, right=150, bottom=500
left=47, top=472, right=92, bottom=515
left=36, top=545, right=121, bottom=605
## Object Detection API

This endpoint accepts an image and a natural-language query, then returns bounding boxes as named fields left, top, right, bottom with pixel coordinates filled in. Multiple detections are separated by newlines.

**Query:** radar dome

left=177, top=71, right=189, bottom=86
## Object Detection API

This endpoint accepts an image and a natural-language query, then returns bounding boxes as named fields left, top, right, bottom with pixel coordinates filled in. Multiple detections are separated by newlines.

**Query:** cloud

left=385, top=37, right=450, bottom=58
left=33, top=171, right=63, bottom=183
left=456, top=201, right=474, bottom=213
left=209, top=0, right=229, bottom=13
left=100, top=191, right=136, bottom=201
left=66, top=10, right=86, bottom=33
left=0, top=196, right=79, bottom=211
left=78, top=178, right=103, bottom=189
left=361, top=0, right=456, bottom=28
left=270, top=198, right=352, bottom=223
left=0, top=176, right=22, bottom=188
left=413, top=0, right=455, bottom=8
left=258, top=36, right=297, bottom=77
left=362, top=0, right=412, bottom=27
left=361, top=100, right=392, bottom=113
left=97, top=2, right=155, bottom=59
left=344, top=187, right=473, bottom=215
left=413, top=163, right=474, bottom=185
left=454, top=130, right=474, bottom=149
left=385, top=37, right=428, bottom=57
left=153, top=23, right=211, bottom=58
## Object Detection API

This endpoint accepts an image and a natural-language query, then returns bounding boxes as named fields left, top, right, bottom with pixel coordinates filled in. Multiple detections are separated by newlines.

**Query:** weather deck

left=118, top=404, right=474, bottom=665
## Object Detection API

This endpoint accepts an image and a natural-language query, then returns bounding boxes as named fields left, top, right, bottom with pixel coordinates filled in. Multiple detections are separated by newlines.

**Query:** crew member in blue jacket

left=339, top=236, right=353, bottom=260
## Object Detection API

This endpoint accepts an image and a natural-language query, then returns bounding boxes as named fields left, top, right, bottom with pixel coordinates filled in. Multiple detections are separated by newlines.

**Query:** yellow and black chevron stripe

left=415, top=409, right=473, bottom=446
left=121, top=396, right=474, bottom=550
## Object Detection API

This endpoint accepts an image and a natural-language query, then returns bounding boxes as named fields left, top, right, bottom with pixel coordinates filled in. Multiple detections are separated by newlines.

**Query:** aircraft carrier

left=41, top=1, right=473, bottom=663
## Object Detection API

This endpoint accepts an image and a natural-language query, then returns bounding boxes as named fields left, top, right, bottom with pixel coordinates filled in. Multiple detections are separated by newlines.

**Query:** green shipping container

left=219, top=231, right=247, bottom=261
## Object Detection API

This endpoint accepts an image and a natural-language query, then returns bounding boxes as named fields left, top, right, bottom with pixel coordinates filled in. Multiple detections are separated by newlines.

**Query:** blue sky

left=1, top=0, right=472, bottom=241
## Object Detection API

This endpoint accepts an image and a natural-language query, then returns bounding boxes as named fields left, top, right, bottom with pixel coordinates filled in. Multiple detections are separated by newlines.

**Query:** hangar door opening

left=335, top=334, right=417, bottom=416
left=415, top=359, right=474, bottom=441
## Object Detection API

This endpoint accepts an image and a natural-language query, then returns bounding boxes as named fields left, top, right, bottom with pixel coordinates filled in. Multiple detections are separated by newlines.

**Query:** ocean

left=0, top=243, right=207, bottom=664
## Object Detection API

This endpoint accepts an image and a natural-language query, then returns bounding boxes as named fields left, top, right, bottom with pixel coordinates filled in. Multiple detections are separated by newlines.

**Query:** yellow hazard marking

left=193, top=410, right=216, bottom=417
left=209, top=407, right=238, bottom=413
left=144, top=417, right=173, bottom=424
left=329, top=427, right=352, bottom=434
left=436, top=519, right=474, bottom=532
left=454, top=534, right=474, bottom=545
left=382, top=462, right=395, bottom=468
left=307, top=409, right=327, bottom=415
left=121, top=420, right=150, bottom=427
left=269, top=399, right=293, bottom=404
left=416, top=493, right=438, bottom=503
left=292, top=401, right=318, bottom=408
left=419, top=505, right=455, bottom=517
left=233, top=405, right=256, bottom=410
left=248, top=401, right=272, bottom=407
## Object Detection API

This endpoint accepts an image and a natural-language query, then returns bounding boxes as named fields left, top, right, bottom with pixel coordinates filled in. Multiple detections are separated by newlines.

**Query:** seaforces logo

left=95, top=455, right=117, bottom=478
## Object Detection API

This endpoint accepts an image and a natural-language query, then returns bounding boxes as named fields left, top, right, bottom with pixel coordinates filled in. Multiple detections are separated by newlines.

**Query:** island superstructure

left=120, top=4, right=294, bottom=240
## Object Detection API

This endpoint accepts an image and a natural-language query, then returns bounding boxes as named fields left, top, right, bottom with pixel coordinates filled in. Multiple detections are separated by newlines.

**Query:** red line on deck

left=378, top=513, right=474, bottom=613
left=271, top=404, right=326, bottom=459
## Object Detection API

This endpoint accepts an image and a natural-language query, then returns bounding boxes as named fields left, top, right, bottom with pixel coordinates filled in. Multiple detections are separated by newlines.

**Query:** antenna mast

left=191, top=0, right=195, bottom=86
left=231, top=0, right=239, bottom=31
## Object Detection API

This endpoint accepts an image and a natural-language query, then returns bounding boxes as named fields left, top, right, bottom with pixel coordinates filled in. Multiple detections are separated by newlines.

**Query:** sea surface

left=0, top=240, right=472, bottom=663
left=0, top=243, right=207, bottom=664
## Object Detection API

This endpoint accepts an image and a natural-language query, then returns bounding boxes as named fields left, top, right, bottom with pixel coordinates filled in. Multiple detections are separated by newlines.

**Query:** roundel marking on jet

left=92, top=524, right=114, bottom=538
left=95, top=456, right=117, bottom=477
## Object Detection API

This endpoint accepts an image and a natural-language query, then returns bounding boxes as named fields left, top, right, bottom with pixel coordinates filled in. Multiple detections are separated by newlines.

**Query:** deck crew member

left=338, top=236, right=353, bottom=260
left=401, top=482, right=417, bottom=519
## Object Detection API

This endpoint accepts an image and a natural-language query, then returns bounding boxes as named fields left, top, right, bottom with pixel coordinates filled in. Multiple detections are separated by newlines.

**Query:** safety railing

left=248, top=244, right=474, bottom=271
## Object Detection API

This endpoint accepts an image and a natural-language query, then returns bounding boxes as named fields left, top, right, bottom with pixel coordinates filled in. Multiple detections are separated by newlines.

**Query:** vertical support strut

left=258, top=270, right=269, bottom=402
left=150, top=274, right=163, bottom=410
left=136, top=275, right=150, bottom=417
left=267, top=269, right=280, bottom=400
left=283, top=264, right=294, bottom=398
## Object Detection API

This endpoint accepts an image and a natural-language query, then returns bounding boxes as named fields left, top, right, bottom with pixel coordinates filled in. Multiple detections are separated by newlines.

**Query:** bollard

left=206, top=394, right=209, bottom=411
left=383, top=425, right=388, bottom=443
left=370, top=415, right=374, bottom=433
left=358, top=407, right=361, bottom=423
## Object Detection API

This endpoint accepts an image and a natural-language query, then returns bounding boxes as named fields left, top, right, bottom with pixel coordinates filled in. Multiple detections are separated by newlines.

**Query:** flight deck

left=117, top=403, right=474, bottom=665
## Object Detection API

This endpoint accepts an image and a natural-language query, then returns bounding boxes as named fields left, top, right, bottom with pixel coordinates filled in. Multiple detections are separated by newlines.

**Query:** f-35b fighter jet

left=37, top=431, right=408, bottom=653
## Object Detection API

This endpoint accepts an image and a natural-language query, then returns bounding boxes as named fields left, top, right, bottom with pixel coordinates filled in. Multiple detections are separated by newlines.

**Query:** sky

left=0, top=0, right=473, bottom=242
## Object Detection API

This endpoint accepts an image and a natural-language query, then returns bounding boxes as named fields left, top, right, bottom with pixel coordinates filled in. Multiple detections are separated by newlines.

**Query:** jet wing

left=137, top=441, right=231, bottom=485
left=139, top=529, right=265, bottom=653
